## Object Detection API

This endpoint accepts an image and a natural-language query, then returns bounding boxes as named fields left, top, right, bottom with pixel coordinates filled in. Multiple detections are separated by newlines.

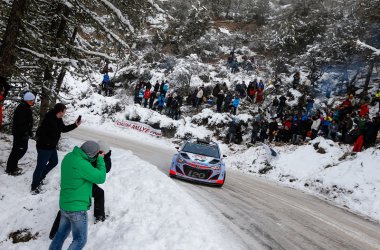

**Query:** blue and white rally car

left=169, top=139, right=226, bottom=187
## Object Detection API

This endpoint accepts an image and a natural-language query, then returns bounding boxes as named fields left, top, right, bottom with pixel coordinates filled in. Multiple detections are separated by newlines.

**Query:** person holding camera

left=5, top=91, right=35, bottom=176
left=49, top=141, right=106, bottom=250
left=49, top=140, right=112, bottom=240
left=31, top=103, right=81, bottom=193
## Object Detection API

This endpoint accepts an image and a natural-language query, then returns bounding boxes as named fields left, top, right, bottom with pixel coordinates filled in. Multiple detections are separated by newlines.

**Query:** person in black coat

left=31, top=103, right=80, bottom=192
left=6, top=92, right=35, bottom=175
left=153, top=81, right=160, bottom=92
left=216, top=90, right=224, bottom=112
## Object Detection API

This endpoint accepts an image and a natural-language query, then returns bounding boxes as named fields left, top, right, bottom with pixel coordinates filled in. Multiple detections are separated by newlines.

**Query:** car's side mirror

left=223, top=155, right=227, bottom=158
left=175, top=146, right=180, bottom=150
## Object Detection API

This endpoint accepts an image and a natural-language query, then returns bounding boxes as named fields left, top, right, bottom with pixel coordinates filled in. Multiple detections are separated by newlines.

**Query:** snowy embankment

left=0, top=134, right=239, bottom=249
left=224, top=137, right=380, bottom=222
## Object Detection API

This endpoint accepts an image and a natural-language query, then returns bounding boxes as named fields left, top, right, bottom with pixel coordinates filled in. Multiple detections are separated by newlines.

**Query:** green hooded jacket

left=60, top=146, right=106, bottom=211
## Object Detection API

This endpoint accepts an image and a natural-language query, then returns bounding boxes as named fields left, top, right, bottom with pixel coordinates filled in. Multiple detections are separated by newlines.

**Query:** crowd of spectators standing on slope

left=133, top=77, right=270, bottom=118
left=226, top=91, right=380, bottom=153
left=133, top=80, right=183, bottom=120
left=132, top=74, right=380, bottom=153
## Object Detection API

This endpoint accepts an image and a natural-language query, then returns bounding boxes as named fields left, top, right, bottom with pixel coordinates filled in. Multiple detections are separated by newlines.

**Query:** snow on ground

left=0, top=134, right=241, bottom=249
left=225, top=137, right=380, bottom=222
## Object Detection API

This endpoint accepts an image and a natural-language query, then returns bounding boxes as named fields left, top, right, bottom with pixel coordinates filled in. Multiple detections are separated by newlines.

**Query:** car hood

left=185, top=152, right=216, bottom=164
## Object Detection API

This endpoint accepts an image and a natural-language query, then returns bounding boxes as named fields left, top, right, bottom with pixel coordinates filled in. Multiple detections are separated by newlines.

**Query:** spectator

left=102, top=73, right=110, bottom=96
left=143, top=88, right=151, bottom=108
left=195, top=86, right=204, bottom=108
left=247, top=81, right=256, bottom=103
left=170, top=97, right=180, bottom=120
left=364, top=116, right=380, bottom=148
left=226, top=119, right=238, bottom=143
left=375, top=90, right=380, bottom=113
left=278, top=95, right=287, bottom=116
left=311, top=115, right=321, bottom=139
left=157, top=94, right=165, bottom=113
left=212, top=83, right=221, bottom=100
left=251, top=120, right=260, bottom=144
left=256, top=88, right=264, bottom=104
left=293, top=71, right=300, bottom=89
left=153, top=81, right=160, bottom=92
left=231, top=58, right=239, bottom=73
left=216, top=90, right=224, bottom=113
left=149, top=91, right=156, bottom=109
left=328, top=119, right=339, bottom=141
left=221, top=82, right=229, bottom=93
left=359, top=101, right=369, bottom=117
left=268, top=118, right=278, bottom=142
left=49, top=141, right=112, bottom=239
left=232, top=96, right=240, bottom=115
left=306, top=98, right=314, bottom=116
left=223, top=92, right=233, bottom=112
left=258, top=80, right=265, bottom=90
left=162, top=81, right=169, bottom=96
left=31, top=103, right=81, bottom=193
left=6, top=92, right=35, bottom=176
left=49, top=141, right=106, bottom=250
left=137, top=88, right=144, bottom=105
left=271, top=97, right=279, bottom=116
left=340, top=114, right=353, bottom=143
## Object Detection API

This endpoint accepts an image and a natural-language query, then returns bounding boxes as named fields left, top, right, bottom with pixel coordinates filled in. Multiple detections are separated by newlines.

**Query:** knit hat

left=97, top=140, right=110, bottom=154
left=23, top=92, right=35, bottom=101
left=80, top=141, right=99, bottom=158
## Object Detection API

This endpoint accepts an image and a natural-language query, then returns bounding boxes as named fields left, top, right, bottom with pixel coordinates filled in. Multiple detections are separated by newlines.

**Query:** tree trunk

left=363, top=60, right=374, bottom=95
left=53, top=27, right=78, bottom=105
left=0, top=0, right=30, bottom=77
left=39, top=3, right=71, bottom=121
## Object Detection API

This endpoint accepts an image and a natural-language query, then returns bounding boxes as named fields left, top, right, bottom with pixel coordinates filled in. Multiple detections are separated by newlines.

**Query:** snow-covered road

left=69, top=127, right=380, bottom=250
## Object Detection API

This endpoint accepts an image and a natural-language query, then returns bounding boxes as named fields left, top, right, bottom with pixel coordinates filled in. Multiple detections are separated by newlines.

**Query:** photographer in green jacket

left=49, top=141, right=106, bottom=250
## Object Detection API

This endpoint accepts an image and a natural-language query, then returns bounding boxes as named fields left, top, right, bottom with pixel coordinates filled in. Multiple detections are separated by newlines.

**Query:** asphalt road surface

left=69, top=127, right=380, bottom=250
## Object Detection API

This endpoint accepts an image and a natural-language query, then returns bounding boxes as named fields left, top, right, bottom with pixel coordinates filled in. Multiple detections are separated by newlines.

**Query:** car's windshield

left=182, top=142, right=220, bottom=158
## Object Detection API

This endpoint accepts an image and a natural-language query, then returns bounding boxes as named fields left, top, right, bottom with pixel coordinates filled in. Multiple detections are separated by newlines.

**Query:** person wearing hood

left=31, top=103, right=81, bottom=193
left=49, top=141, right=106, bottom=250
left=216, top=90, right=224, bottom=112
left=6, top=92, right=35, bottom=176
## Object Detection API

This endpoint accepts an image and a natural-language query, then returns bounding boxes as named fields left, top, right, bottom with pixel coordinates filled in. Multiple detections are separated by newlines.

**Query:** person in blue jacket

left=157, top=94, right=165, bottom=113
left=102, top=73, right=110, bottom=96
left=232, top=96, right=240, bottom=115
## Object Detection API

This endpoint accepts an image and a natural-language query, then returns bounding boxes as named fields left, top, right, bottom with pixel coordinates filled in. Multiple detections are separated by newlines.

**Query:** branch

left=98, top=0, right=135, bottom=33
left=73, top=46, right=120, bottom=61
left=18, top=47, right=79, bottom=67
left=357, top=40, right=380, bottom=56
left=75, top=1, right=130, bottom=48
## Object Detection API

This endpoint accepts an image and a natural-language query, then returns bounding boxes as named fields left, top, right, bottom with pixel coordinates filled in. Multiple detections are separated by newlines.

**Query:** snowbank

left=0, top=134, right=239, bottom=249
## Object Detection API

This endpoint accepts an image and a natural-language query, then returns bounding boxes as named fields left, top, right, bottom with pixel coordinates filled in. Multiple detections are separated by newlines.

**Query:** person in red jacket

left=143, top=88, right=151, bottom=108
left=359, top=103, right=369, bottom=117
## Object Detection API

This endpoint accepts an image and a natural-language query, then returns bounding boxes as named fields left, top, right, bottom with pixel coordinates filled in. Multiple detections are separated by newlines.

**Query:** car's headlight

left=177, top=157, right=185, bottom=163
left=211, top=165, right=221, bottom=170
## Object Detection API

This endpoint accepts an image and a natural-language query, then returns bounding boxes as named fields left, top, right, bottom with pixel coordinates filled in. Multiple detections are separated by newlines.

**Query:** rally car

left=169, top=139, right=226, bottom=187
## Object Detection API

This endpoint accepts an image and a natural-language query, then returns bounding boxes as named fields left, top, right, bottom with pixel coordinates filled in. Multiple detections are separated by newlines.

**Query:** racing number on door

left=188, top=170, right=206, bottom=179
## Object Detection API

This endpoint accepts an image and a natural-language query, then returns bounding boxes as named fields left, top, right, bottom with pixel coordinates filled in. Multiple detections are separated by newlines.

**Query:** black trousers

left=92, top=184, right=105, bottom=218
left=6, top=136, right=28, bottom=173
